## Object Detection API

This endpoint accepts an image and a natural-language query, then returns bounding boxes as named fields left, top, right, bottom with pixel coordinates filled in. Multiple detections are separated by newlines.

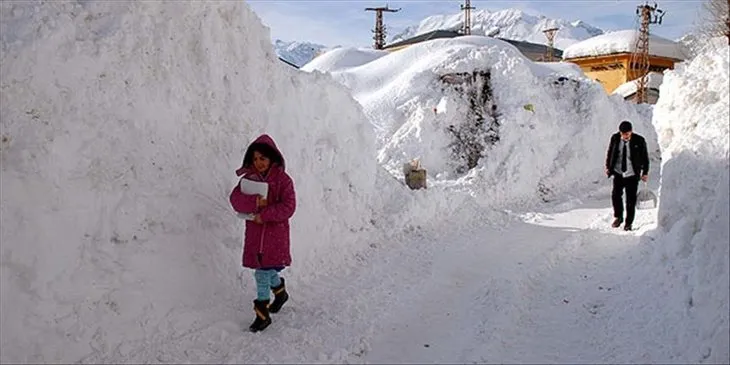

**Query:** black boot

left=249, top=299, right=271, bottom=332
left=269, top=277, right=289, bottom=314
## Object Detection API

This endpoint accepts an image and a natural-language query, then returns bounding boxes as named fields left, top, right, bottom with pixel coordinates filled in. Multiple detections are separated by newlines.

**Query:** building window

left=589, top=63, right=623, bottom=71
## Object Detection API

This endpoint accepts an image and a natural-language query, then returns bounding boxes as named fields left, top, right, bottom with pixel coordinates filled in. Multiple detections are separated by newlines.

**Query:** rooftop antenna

left=365, top=4, right=401, bottom=49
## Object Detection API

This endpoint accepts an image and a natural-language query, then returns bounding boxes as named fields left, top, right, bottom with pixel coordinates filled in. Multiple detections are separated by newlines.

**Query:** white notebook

left=236, top=177, right=269, bottom=220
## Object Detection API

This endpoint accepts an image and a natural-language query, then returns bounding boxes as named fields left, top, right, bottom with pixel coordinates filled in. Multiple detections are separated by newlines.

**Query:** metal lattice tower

left=365, top=5, right=401, bottom=50
left=628, top=2, right=665, bottom=104
left=460, top=0, right=476, bottom=35
left=542, top=27, right=559, bottom=62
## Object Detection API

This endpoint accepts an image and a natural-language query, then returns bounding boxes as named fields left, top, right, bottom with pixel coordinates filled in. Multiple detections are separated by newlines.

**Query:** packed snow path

left=73, top=186, right=669, bottom=364
left=364, top=198, right=662, bottom=364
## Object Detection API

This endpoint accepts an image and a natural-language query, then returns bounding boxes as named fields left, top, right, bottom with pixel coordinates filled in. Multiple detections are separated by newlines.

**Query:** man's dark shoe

left=612, top=218, right=623, bottom=228
left=624, top=224, right=633, bottom=231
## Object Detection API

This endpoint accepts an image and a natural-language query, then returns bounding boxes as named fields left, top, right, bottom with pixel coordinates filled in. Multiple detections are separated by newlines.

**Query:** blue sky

left=247, top=0, right=705, bottom=47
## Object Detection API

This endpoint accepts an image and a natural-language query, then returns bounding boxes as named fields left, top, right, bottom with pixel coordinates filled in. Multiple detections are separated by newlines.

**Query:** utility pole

left=629, top=2, right=664, bottom=104
left=365, top=5, right=401, bottom=50
left=460, top=0, right=476, bottom=35
left=542, top=27, right=559, bottom=62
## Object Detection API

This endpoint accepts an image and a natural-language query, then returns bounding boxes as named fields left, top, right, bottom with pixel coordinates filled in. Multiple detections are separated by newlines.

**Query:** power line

left=460, top=0, right=476, bottom=35
left=365, top=5, right=401, bottom=50
left=542, top=27, right=559, bottom=62
left=628, top=1, right=665, bottom=104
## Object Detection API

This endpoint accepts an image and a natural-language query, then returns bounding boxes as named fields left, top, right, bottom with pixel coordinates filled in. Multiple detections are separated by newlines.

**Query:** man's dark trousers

left=612, top=174, right=640, bottom=226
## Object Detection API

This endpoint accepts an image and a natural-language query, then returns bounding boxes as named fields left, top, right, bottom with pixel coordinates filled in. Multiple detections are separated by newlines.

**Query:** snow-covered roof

left=563, top=30, right=687, bottom=60
left=612, top=72, right=665, bottom=97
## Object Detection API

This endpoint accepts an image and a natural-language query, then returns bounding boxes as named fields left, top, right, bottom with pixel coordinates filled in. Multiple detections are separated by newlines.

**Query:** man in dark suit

left=605, top=120, right=650, bottom=231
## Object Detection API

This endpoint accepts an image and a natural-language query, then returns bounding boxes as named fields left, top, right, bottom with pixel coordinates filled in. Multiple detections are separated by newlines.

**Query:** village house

left=381, top=30, right=563, bottom=62
left=561, top=29, right=687, bottom=101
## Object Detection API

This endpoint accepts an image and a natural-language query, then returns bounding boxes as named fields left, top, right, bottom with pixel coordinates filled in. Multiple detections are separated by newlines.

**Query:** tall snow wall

left=650, top=39, right=729, bottom=364
left=0, top=1, right=379, bottom=362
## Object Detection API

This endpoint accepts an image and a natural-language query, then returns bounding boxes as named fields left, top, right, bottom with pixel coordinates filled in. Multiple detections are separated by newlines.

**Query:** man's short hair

left=619, top=121, right=633, bottom=133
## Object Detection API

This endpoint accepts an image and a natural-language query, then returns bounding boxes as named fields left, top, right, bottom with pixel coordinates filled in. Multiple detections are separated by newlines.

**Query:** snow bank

left=612, top=71, right=664, bottom=98
left=325, top=35, right=657, bottom=208
left=0, top=1, right=382, bottom=362
left=650, top=38, right=729, bottom=363
left=563, top=29, right=688, bottom=60
left=301, top=46, right=388, bottom=73
left=531, top=60, right=585, bottom=78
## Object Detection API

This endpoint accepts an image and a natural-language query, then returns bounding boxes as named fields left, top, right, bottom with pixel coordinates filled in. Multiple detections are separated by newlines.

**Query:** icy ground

left=73, top=182, right=672, bottom=364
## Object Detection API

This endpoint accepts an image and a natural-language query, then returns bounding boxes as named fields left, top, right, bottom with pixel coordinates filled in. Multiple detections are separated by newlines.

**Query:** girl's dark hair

left=242, top=142, right=283, bottom=168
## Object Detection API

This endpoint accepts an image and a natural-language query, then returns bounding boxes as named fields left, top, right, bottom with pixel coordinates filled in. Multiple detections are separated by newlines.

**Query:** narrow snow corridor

left=362, top=194, right=661, bottom=364
left=87, top=192, right=660, bottom=364
left=3, top=3, right=727, bottom=364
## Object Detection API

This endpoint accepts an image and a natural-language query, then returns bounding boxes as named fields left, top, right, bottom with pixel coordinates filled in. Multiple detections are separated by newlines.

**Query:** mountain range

left=273, top=39, right=330, bottom=68
left=390, top=8, right=604, bottom=50
left=274, top=8, right=608, bottom=68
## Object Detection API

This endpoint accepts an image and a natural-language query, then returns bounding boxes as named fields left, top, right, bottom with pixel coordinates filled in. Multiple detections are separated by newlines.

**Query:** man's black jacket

left=605, top=132, right=650, bottom=177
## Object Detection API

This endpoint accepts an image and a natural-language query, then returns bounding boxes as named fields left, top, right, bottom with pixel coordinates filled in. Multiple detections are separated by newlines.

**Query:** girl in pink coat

left=229, top=134, right=296, bottom=332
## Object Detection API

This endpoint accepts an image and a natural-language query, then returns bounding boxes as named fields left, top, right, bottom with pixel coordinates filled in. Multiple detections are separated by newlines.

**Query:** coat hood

left=236, top=134, right=286, bottom=176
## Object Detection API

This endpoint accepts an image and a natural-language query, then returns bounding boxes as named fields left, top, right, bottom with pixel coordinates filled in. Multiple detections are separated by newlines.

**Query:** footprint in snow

left=583, top=302, right=605, bottom=315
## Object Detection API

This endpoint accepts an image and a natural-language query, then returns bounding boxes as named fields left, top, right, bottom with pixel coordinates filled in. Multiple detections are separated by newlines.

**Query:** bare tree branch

left=700, top=0, right=730, bottom=44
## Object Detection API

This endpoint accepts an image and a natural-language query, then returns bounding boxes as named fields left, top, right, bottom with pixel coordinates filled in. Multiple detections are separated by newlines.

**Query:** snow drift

left=0, top=1, right=382, bottom=362
left=319, top=36, right=657, bottom=207
left=301, top=46, right=388, bottom=74
left=650, top=38, right=729, bottom=364
left=612, top=71, right=664, bottom=99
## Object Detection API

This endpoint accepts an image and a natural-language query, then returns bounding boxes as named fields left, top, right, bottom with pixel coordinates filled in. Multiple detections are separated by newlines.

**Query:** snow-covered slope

left=325, top=35, right=657, bottom=208
left=391, top=8, right=604, bottom=50
left=650, top=38, right=730, bottom=363
left=0, top=1, right=383, bottom=362
left=563, top=29, right=688, bottom=60
left=273, top=39, right=328, bottom=68
left=677, top=33, right=705, bottom=59
left=301, top=47, right=389, bottom=73
left=676, top=32, right=726, bottom=60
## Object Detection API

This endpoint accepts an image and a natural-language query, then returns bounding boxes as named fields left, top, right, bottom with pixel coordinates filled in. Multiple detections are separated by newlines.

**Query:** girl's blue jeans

left=254, top=269, right=283, bottom=301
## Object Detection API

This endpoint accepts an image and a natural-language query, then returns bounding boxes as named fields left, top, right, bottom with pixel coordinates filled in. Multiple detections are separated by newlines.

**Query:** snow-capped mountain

left=273, top=39, right=330, bottom=68
left=390, top=8, right=604, bottom=50
left=676, top=32, right=707, bottom=59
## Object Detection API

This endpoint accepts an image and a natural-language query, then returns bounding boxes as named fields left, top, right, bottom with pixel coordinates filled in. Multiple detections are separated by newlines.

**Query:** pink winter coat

left=229, top=135, right=296, bottom=269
